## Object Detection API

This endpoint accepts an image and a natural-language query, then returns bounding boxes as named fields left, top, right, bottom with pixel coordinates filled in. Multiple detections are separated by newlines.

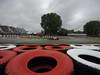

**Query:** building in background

left=0, top=25, right=27, bottom=35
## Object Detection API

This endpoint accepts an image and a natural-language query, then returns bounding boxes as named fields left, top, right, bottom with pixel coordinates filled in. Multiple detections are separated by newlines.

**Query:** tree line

left=40, top=13, right=100, bottom=36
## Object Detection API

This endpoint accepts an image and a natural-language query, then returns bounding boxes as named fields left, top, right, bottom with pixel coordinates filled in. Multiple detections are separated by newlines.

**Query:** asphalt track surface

left=0, top=37, right=100, bottom=45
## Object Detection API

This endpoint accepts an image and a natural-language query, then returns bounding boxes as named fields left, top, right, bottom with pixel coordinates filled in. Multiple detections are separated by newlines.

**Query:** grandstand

left=0, top=25, right=27, bottom=35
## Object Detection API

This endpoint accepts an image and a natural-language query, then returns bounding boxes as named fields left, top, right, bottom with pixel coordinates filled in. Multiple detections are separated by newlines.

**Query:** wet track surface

left=0, top=37, right=100, bottom=44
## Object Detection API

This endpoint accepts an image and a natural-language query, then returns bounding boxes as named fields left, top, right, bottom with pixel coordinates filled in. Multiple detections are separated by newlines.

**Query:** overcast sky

left=0, top=0, right=100, bottom=32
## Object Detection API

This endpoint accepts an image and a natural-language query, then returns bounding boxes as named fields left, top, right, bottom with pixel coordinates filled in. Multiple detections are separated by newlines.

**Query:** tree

left=58, top=28, right=68, bottom=36
left=67, top=30, right=74, bottom=33
left=84, top=21, right=100, bottom=36
left=41, top=13, right=62, bottom=35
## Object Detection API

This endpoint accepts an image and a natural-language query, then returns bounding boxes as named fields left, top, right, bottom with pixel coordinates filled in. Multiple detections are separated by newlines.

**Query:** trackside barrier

left=67, top=49, right=100, bottom=75
left=6, top=50, right=74, bottom=75
left=0, top=44, right=16, bottom=50
left=44, top=44, right=71, bottom=53
left=13, top=45, right=43, bottom=53
left=70, top=44, right=100, bottom=50
left=0, top=51, right=17, bottom=75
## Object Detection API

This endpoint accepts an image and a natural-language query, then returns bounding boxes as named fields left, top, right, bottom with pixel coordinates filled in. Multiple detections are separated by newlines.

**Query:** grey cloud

left=0, top=0, right=100, bottom=32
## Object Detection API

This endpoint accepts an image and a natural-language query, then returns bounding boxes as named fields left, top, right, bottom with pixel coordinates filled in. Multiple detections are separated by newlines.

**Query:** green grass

left=89, top=37, right=100, bottom=40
